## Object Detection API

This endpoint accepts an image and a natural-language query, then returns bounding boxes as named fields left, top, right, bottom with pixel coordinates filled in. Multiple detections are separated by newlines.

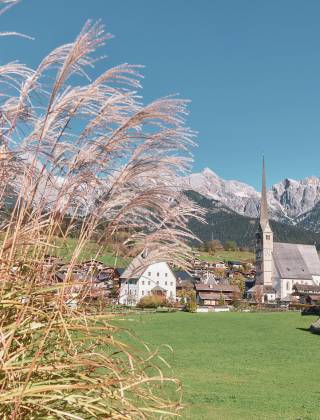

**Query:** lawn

left=197, top=250, right=255, bottom=263
left=119, top=312, right=320, bottom=419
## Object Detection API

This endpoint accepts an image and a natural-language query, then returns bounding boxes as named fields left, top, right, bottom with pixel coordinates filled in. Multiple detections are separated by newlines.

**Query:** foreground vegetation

left=119, top=312, right=319, bottom=419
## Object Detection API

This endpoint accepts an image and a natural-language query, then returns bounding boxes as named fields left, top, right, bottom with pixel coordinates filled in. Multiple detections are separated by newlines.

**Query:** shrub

left=218, top=293, right=226, bottom=306
left=185, top=299, right=197, bottom=312
left=137, top=294, right=169, bottom=308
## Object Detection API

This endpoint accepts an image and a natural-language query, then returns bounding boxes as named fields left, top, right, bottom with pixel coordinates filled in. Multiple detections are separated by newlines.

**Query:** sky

left=1, top=0, right=320, bottom=189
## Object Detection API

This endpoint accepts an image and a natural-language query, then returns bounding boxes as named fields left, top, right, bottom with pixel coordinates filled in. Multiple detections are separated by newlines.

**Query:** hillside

left=187, top=190, right=320, bottom=250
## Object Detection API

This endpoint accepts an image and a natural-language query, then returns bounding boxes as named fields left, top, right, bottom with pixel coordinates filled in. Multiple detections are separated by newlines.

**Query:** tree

left=185, top=290, right=197, bottom=312
left=253, top=286, right=264, bottom=305
left=218, top=293, right=225, bottom=306
left=0, top=1, right=202, bottom=417
left=214, top=268, right=226, bottom=278
left=224, top=240, right=238, bottom=251
left=231, top=273, right=246, bottom=296
left=204, top=239, right=223, bottom=254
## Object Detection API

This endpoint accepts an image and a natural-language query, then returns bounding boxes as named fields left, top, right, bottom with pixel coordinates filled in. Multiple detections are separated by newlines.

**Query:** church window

left=266, top=235, right=270, bottom=240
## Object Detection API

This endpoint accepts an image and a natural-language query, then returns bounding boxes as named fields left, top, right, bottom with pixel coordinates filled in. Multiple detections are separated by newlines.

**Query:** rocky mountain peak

left=184, top=168, right=320, bottom=230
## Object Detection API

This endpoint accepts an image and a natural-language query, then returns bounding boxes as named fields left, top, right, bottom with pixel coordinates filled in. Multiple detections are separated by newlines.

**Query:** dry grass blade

left=0, top=2, right=204, bottom=418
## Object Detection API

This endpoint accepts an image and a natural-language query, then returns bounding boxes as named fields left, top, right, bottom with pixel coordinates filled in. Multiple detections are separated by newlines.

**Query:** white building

left=119, top=252, right=176, bottom=306
left=254, top=158, right=320, bottom=301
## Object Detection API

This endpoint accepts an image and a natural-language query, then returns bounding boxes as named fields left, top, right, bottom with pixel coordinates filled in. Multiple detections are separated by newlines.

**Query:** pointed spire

left=260, top=156, right=269, bottom=229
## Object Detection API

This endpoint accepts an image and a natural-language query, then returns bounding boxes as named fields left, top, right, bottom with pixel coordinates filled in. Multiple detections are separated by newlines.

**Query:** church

left=251, top=159, right=320, bottom=302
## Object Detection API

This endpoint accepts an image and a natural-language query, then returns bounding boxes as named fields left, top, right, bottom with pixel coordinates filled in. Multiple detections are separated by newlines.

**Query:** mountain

left=183, top=168, right=320, bottom=232
left=186, top=190, right=320, bottom=250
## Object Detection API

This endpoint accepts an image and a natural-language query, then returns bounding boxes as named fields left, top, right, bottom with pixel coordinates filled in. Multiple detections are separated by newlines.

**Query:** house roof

left=273, top=242, right=320, bottom=280
left=248, top=284, right=276, bottom=294
left=293, top=283, right=320, bottom=294
left=174, top=270, right=195, bottom=282
left=195, top=283, right=240, bottom=293
left=306, top=294, right=320, bottom=301
left=120, top=250, right=175, bottom=281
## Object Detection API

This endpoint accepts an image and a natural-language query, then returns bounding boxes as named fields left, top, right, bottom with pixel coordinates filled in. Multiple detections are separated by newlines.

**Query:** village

left=43, top=251, right=320, bottom=312
left=40, top=160, right=320, bottom=315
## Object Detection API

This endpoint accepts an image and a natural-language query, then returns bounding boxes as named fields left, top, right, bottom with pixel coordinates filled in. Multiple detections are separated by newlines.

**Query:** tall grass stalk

left=0, top=1, right=203, bottom=417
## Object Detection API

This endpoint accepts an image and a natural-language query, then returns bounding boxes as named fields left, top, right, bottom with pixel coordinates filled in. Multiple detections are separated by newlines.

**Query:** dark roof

left=117, top=267, right=126, bottom=276
left=293, top=283, right=320, bottom=294
left=195, top=283, right=240, bottom=293
left=306, top=294, right=320, bottom=301
left=174, top=271, right=195, bottom=282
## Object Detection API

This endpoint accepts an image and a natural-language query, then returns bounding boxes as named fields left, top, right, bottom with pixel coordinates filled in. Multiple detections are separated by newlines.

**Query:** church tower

left=255, top=157, right=273, bottom=285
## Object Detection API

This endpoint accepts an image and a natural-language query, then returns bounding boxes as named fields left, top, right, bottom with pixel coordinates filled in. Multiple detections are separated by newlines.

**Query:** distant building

left=228, top=261, right=243, bottom=269
left=195, top=283, right=240, bottom=307
left=292, top=283, right=320, bottom=304
left=118, top=251, right=176, bottom=305
left=175, top=270, right=197, bottom=293
left=256, top=158, right=320, bottom=301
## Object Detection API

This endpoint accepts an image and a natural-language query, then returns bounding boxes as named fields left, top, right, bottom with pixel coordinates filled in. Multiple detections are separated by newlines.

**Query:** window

left=170, top=282, right=173, bottom=286
left=148, top=272, right=151, bottom=276
left=165, top=273, right=168, bottom=277
left=286, top=281, right=290, bottom=291
left=266, top=235, right=270, bottom=240
left=142, top=290, right=144, bottom=296
left=156, top=281, right=159, bottom=286
left=165, top=281, right=167, bottom=286
left=157, top=272, right=160, bottom=277
left=148, top=281, right=151, bottom=285
left=170, top=291, right=173, bottom=297
left=142, top=280, right=145, bottom=285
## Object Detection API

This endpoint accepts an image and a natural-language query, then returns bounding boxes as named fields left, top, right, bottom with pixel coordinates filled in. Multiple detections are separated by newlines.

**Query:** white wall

left=278, top=278, right=314, bottom=299
left=119, top=261, right=176, bottom=305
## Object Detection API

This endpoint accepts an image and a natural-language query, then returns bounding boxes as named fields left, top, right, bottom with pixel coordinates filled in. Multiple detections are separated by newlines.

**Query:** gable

left=140, top=261, right=176, bottom=281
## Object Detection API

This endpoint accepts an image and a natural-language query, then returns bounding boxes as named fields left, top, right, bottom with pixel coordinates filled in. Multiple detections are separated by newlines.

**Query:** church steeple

left=260, top=156, right=269, bottom=229
left=255, top=157, right=273, bottom=286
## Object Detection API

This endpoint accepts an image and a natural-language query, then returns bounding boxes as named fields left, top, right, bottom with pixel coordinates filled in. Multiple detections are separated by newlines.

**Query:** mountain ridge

left=183, top=168, right=320, bottom=232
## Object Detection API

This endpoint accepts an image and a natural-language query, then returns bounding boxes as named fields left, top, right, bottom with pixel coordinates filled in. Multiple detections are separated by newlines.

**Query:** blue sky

left=1, top=0, right=320, bottom=189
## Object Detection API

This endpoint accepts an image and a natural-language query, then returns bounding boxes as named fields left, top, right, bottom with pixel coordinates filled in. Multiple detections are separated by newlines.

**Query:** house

left=175, top=270, right=197, bottom=293
left=54, top=260, right=122, bottom=303
left=256, top=158, right=320, bottom=301
left=118, top=251, right=176, bottom=306
left=195, top=283, right=240, bottom=306
left=292, top=283, right=320, bottom=304
left=247, top=284, right=276, bottom=303
left=213, top=261, right=226, bottom=269
left=228, top=261, right=243, bottom=269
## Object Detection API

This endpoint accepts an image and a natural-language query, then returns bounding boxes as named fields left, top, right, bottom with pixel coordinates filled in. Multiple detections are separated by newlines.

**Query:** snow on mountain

left=183, top=168, right=320, bottom=227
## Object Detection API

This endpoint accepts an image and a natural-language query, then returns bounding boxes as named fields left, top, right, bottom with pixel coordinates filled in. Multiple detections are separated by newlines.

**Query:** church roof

left=273, top=242, right=320, bottom=280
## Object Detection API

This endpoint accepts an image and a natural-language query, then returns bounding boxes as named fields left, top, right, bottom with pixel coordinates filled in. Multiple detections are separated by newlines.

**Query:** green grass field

left=197, top=250, right=255, bottom=263
left=52, top=237, right=131, bottom=267
left=120, top=312, right=319, bottom=419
